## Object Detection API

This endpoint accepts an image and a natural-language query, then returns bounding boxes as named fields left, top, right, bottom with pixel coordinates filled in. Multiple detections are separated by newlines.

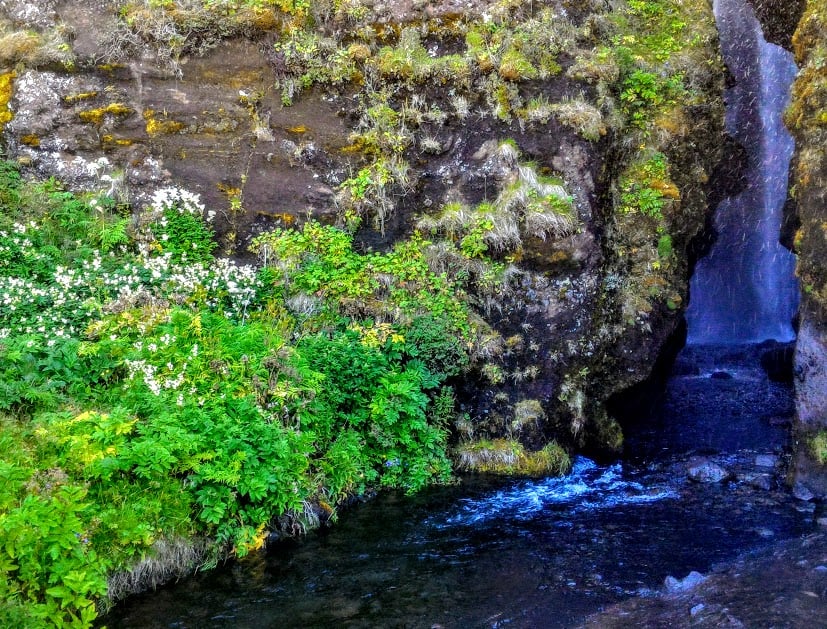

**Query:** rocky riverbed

left=585, top=530, right=827, bottom=627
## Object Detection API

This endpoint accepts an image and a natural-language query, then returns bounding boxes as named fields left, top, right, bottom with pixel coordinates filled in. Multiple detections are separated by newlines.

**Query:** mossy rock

left=455, top=439, right=570, bottom=476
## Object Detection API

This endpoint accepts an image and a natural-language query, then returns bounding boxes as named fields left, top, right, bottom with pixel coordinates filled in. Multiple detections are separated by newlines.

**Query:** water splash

left=685, top=0, right=798, bottom=344
left=430, top=457, right=677, bottom=529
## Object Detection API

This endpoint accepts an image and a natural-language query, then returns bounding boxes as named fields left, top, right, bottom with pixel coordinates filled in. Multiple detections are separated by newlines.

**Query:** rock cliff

left=787, top=0, right=827, bottom=496
left=0, top=0, right=726, bottom=459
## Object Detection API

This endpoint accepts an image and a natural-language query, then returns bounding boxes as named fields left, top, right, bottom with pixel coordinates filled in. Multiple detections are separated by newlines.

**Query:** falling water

left=685, top=0, right=799, bottom=344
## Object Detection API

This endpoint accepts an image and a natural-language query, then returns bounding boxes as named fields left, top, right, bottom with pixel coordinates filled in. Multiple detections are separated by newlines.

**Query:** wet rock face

left=787, top=0, right=827, bottom=496
left=3, top=21, right=357, bottom=249
left=747, top=0, right=807, bottom=50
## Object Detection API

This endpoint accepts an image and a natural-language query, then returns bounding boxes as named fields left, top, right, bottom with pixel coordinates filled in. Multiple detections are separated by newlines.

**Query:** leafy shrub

left=620, top=70, right=685, bottom=128
left=403, top=315, right=469, bottom=381
left=618, top=152, right=679, bottom=220
left=145, top=187, right=217, bottom=263
left=0, top=176, right=481, bottom=625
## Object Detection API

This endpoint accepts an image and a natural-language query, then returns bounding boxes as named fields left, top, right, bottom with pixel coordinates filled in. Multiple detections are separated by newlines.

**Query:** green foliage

left=619, top=152, right=678, bottom=220
left=403, top=316, right=470, bottom=381
left=459, top=218, right=494, bottom=258
left=621, top=185, right=666, bottom=218
left=811, top=431, right=827, bottom=466
left=627, top=0, right=665, bottom=17
left=620, top=70, right=685, bottom=128
left=341, top=161, right=392, bottom=201
left=273, top=29, right=358, bottom=105
left=250, top=221, right=473, bottom=335
left=1, top=177, right=478, bottom=625
left=0, top=159, right=21, bottom=210
left=657, top=234, right=673, bottom=259
left=150, top=208, right=216, bottom=264
left=373, top=28, right=469, bottom=85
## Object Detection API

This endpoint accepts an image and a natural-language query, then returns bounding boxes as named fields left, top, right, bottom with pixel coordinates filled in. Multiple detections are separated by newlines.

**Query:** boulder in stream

left=687, top=458, right=732, bottom=483
left=664, top=570, right=707, bottom=593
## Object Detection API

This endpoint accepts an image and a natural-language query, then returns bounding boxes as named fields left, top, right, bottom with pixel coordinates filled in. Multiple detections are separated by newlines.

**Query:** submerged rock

left=746, top=474, right=773, bottom=491
left=687, top=459, right=732, bottom=483
left=754, top=454, right=779, bottom=468
left=664, top=570, right=706, bottom=593
left=793, top=482, right=815, bottom=502
left=710, top=370, right=734, bottom=380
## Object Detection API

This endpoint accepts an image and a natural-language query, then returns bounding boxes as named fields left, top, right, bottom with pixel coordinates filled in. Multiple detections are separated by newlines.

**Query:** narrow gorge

left=0, top=0, right=825, bottom=627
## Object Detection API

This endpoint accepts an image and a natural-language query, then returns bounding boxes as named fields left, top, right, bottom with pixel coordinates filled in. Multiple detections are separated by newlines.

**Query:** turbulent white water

left=685, top=0, right=799, bottom=344
left=431, top=457, right=678, bottom=529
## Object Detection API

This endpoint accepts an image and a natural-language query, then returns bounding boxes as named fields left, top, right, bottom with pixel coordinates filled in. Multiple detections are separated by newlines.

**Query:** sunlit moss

left=810, top=432, right=827, bottom=465
left=20, top=134, right=39, bottom=147
left=455, top=439, right=570, bottom=476
left=0, top=71, right=16, bottom=128
left=79, top=103, right=134, bottom=125
left=143, top=109, right=186, bottom=136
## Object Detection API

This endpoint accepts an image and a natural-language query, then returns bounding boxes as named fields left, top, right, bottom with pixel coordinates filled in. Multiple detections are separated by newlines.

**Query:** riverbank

left=585, top=530, right=827, bottom=627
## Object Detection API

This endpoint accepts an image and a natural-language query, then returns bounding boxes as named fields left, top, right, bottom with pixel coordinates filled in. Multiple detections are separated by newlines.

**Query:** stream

left=105, top=340, right=814, bottom=628
left=103, top=0, right=816, bottom=625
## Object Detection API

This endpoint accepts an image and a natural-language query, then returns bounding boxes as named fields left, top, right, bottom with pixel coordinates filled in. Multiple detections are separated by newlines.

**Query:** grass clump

left=418, top=143, right=579, bottom=256
left=549, top=99, right=606, bottom=141
left=455, top=439, right=570, bottom=476
left=811, top=431, right=827, bottom=466
left=0, top=19, right=74, bottom=70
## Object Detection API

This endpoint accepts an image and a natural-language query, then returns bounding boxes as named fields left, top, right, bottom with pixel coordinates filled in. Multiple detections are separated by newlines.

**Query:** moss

left=20, top=134, right=39, bottom=147
left=789, top=0, right=827, bottom=315
left=498, top=47, right=538, bottom=81
left=101, top=134, right=134, bottom=148
left=79, top=103, right=133, bottom=125
left=143, top=109, right=185, bottom=136
left=255, top=211, right=295, bottom=226
left=96, top=64, right=124, bottom=73
left=0, top=71, right=15, bottom=128
left=200, top=68, right=266, bottom=90
left=455, top=439, right=570, bottom=476
left=347, top=43, right=372, bottom=61
left=64, top=91, right=99, bottom=104
left=810, top=431, right=827, bottom=466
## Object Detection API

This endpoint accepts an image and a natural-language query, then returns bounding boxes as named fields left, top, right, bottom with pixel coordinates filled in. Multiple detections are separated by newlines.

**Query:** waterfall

left=684, top=0, right=799, bottom=345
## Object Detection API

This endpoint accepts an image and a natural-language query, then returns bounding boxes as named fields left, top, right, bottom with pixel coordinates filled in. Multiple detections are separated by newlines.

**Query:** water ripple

left=431, top=457, right=678, bottom=529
